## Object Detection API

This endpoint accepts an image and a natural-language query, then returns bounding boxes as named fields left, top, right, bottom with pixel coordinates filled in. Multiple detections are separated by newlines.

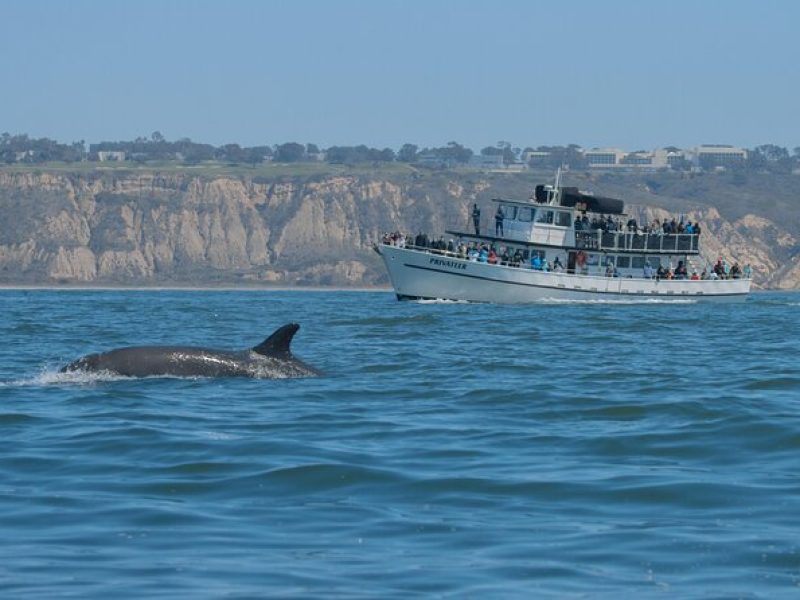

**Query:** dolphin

left=60, top=323, right=320, bottom=379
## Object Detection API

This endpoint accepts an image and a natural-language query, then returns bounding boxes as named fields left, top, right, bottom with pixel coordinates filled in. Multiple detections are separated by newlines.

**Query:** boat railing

left=575, top=231, right=699, bottom=254
left=380, top=240, right=751, bottom=281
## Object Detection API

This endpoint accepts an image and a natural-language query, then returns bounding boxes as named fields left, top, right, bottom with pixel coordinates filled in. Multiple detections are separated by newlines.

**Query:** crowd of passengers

left=381, top=232, right=751, bottom=280
left=643, top=258, right=750, bottom=281
left=574, top=214, right=701, bottom=236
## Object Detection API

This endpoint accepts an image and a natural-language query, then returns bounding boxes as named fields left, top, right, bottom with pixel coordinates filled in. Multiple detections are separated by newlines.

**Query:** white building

left=521, top=150, right=551, bottom=165
left=583, top=148, right=627, bottom=167
left=688, top=145, right=747, bottom=168
left=98, top=151, right=126, bottom=162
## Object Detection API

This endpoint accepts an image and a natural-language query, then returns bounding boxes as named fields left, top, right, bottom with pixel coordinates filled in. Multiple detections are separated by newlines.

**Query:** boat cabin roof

left=492, top=184, right=625, bottom=216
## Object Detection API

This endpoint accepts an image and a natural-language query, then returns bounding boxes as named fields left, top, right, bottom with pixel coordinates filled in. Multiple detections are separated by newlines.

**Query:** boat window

left=536, top=210, right=554, bottom=224
left=555, top=211, right=572, bottom=227
left=616, top=256, right=631, bottom=268
left=517, top=207, right=534, bottom=222
left=503, top=205, right=517, bottom=220
left=585, top=253, right=599, bottom=266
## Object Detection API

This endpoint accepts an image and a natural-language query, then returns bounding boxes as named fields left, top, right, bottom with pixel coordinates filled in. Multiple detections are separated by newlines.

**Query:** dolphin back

left=58, top=322, right=319, bottom=379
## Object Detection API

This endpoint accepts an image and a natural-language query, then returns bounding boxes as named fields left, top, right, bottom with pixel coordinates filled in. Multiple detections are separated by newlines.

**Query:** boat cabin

left=444, top=183, right=702, bottom=279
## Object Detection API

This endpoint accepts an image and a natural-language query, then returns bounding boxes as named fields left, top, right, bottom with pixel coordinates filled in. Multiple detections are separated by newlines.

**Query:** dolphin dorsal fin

left=252, top=323, right=300, bottom=357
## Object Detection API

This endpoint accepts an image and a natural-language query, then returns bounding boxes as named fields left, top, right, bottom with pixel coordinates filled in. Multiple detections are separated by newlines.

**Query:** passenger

left=674, top=260, right=688, bottom=279
left=552, top=256, right=564, bottom=272
left=701, top=269, right=709, bottom=280
left=713, top=258, right=725, bottom=278
left=582, top=215, right=590, bottom=230
left=500, top=248, right=510, bottom=266
left=488, top=249, right=498, bottom=264
left=468, top=247, right=479, bottom=261
left=495, top=206, right=505, bottom=237
left=605, top=262, right=616, bottom=277
left=690, top=271, right=700, bottom=280
left=730, top=262, right=741, bottom=279
left=694, top=223, right=702, bottom=236
left=574, top=218, right=583, bottom=231
left=656, top=265, right=666, bottom=280
left=531, top=254, right=542, bottom=270
left=643, top=262, right=654, bottom=279
left=513, top=249, right=523, bottom=267
left=743, top=264, right=752, bottom=279
left=541, top=258, right=550, bottom=272
left=685, top=221, right=694, bottom=234
left=447, top=239, right=455, bottom=253
left=478, top=246, right=488, bottom=263
left=472, top=203, right=481, bottom=235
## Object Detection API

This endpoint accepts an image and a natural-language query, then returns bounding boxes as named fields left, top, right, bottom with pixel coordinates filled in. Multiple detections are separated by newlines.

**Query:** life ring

left=576, top=251, right=587, bottom=267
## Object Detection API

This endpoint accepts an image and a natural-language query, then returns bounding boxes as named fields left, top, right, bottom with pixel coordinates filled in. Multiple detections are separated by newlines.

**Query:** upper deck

left=450, top=182, right=700, bottom=255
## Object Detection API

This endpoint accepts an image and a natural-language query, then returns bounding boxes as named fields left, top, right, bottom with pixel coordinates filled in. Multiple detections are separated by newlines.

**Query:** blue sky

left=1, top=0, right=797, bottom=151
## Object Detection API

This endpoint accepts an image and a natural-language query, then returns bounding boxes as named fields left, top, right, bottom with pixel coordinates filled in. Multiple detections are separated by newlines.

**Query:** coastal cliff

left=0, top=168, right=798, bottom=288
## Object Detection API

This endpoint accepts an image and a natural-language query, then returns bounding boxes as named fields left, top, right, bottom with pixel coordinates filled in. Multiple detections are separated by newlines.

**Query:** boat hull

left=378, top=245, right=751, bottom=303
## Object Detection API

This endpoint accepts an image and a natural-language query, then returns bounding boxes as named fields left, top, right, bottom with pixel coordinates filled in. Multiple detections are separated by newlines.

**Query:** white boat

left=376, top=175, right=752, bottom=303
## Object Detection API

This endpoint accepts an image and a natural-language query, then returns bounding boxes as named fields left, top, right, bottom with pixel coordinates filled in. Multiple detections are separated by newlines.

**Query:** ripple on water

left=0, top=290, right=799, bottom=597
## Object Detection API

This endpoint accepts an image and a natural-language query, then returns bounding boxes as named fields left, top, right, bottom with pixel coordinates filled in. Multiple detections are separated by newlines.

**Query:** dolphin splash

left=60, top=323, right=320, bottom=379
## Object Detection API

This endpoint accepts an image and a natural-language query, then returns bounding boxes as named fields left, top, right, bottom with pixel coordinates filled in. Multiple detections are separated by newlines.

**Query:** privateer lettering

left=429, top=257, right=467, bottom=270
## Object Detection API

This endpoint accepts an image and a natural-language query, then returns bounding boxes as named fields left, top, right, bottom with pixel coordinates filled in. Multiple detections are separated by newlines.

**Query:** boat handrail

left=575, top=230, right=699, bottom=254
left=379, top=240, right=751, bottom=281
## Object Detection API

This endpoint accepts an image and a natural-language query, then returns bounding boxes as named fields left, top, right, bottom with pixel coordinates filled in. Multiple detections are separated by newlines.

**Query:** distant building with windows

left=581, top=147, right=697, bottom=171
left=689, top=144, right=747, bottom=169
left=620, top=151, right=654, bottom=166
left=521, top=150, right=551, bottom=166
left=584, top=148, right=627, bottom=167
left=97, top=151, right=126, bottom=162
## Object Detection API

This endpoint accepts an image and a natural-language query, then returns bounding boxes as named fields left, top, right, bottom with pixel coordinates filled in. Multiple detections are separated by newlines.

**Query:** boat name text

left=429, top=257, right=467, bottom=270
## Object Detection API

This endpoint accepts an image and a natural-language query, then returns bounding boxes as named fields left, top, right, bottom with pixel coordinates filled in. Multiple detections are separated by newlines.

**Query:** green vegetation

left=0, top=159, right=419, bottom=180
left=4, top=131, right=800, bottom=177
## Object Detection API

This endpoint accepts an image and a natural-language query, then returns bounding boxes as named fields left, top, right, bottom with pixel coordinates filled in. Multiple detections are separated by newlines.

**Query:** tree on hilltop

left=397, top=143, right=418, bottom=163
left=274, top=142, right=305, bottom=162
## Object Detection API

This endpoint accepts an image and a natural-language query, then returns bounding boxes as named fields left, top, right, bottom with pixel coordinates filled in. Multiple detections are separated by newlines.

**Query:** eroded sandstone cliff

left=0, top=169, right=797, bottom=288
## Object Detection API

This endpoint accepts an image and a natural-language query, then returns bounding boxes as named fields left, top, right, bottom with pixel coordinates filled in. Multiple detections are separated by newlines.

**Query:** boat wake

left=414, top=298, right=471, bottom=305
left=537, top=297, right=699, bottom=305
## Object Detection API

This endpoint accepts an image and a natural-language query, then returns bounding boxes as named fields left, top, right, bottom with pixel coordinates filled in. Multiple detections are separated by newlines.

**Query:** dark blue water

left=1, top=290, right=799, bottom=598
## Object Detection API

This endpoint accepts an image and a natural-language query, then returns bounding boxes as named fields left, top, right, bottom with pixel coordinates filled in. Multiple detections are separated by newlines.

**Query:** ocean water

left=1, top=289, right=799, bottom=598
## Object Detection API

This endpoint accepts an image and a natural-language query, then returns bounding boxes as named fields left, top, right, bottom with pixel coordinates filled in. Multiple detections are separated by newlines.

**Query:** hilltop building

left=97, top=151, right=126, bottom=162
left=688, top=145, right=747, bottom=169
